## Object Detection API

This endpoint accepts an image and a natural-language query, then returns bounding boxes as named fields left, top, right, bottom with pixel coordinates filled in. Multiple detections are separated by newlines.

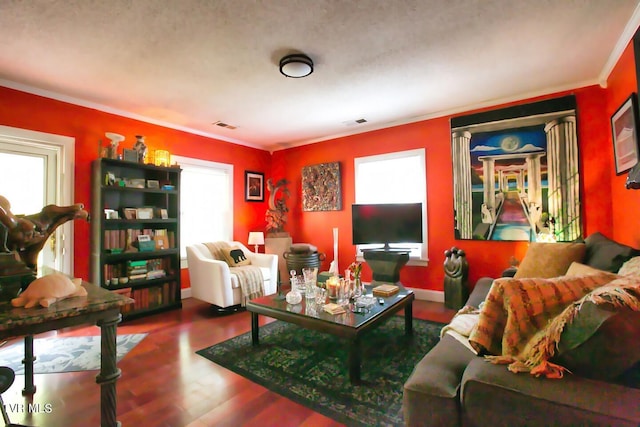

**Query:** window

left=172, top=156, right=233, bottom=265
left=354, top=148, right=428, bottom=264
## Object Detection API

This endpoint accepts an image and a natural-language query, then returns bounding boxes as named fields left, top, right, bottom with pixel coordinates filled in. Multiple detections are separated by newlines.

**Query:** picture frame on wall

left=245, top=171, right=264, bottom=202
left=611, top=93, right=640, bottom=175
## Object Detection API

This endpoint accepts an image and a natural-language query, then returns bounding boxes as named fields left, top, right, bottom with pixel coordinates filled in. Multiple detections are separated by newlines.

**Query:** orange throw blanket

left=469, top=273, right=622, bottom=378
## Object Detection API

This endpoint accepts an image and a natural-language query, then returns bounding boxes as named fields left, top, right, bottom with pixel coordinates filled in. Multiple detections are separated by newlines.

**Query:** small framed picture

left=104, top=209, right=119, bottom=219
left=123, top=208, right=137, bottom=220
left=159, top=208, right=168, bottom=219
left=245, top=171, right=264, bottom=202
left=147, top=180, right=160, bottom=189
left=136, top=207, right=154, bottom=219
left=126, top=178, right=146, bottom=188
left=611, top=93, right=640, bottom=174
left=123, top=149, right=138, bottom=163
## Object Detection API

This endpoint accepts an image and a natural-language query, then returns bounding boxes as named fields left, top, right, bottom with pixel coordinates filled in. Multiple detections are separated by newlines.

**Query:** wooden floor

left=3, top=298, right=455, bottom=427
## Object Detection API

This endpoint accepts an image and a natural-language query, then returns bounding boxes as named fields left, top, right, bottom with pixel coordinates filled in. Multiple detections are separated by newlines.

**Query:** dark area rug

left=196, top=316, right=444, bottom=427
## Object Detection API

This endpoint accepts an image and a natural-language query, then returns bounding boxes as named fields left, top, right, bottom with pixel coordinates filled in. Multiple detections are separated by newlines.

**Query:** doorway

left=0, top=126, right=75, bottom=274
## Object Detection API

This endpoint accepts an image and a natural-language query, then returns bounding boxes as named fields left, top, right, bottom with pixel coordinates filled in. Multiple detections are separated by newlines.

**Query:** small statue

left=265, top=178, right=290, bottom=234
left=444, top=247, right=469, bottom=310
left=0, top=195, right=89, bottom=270
left=133, top=135, right=147, bottom=163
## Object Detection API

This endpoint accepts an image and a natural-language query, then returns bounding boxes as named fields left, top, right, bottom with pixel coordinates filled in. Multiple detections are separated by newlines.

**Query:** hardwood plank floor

left=3, top=298, right=455, bottom=427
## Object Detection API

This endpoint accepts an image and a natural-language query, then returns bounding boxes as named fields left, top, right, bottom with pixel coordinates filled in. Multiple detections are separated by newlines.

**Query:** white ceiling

left=1, top=0, right=639, bottom=152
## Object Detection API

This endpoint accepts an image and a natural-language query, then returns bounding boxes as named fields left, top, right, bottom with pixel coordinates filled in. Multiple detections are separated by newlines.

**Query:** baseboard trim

left=181, top=287, right=192, bottom=299
left=408, top=287, right=444, bottom=303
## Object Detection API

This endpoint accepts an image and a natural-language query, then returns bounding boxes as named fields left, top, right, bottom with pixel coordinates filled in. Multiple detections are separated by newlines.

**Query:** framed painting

left=245, top=171, right=264, bottom=202
left=611, top=93, right=640, bottom=175
left=302, top=162, right=342, bottom=211
left=450, top=95, right=581, bottom=242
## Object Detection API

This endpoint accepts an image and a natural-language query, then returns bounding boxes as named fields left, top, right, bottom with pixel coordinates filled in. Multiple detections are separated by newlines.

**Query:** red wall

left=273, top=85, right=617, bottom=290
left=606, top=42, right=640, bottom=247
left=0, top=87, right=271, bottom=284
left=0, top=38, right=636, bottom=292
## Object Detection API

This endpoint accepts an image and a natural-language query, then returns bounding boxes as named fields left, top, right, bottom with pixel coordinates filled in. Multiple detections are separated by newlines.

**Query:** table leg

left=22, top=335, right=36, bottom=395
left=251, top=312, right=259, bottom=346
left=96, top=312, right=122, bottom=427
left=348, top=336, right=361, bottom=385
left=405, top=301, right=413, bottom=335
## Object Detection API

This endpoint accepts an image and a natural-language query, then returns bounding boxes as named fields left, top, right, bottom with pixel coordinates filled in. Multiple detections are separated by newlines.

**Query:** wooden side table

left=0, top=274, right=132, bottom=427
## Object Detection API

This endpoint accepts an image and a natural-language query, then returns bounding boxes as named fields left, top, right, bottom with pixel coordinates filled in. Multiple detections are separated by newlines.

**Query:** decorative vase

left=353, top=276, right=364, bottom=299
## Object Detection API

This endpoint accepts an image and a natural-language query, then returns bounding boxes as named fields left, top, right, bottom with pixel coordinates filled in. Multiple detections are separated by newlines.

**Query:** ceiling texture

left=1, top=0, right=640, bottom=152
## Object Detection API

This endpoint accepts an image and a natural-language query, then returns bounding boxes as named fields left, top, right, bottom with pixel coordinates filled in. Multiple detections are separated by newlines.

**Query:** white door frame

left=0, top=125, right=75, bottom=274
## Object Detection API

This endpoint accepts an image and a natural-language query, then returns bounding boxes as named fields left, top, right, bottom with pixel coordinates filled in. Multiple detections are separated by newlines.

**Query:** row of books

left=116, top=282, right=179, bottom=314
left=103, top=257, right=173, bottom=283
left=103, top=229, right=176, bottom=252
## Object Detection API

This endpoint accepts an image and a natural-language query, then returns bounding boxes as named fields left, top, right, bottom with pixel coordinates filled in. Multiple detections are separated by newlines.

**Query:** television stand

left=362, top=248, right=410, bottom=283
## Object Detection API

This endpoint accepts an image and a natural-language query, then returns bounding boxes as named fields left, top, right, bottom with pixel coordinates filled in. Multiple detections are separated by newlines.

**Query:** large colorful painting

left=450, top=95, right=581, bottom=242
left=302, top=162, right=342, bottom=211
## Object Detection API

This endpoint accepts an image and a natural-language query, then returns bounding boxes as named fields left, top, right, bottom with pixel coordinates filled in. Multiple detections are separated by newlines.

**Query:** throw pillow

left=553, top=275, right=640, bottom=380
left=618, top=256, right=640, bottom=277
left=565, top=261, right=616, bottom=278
left=221, top=246, right=251, bottom=267
left=584, top=232, right=640, bottom=272
left=513, top=242, right=586, bottom=279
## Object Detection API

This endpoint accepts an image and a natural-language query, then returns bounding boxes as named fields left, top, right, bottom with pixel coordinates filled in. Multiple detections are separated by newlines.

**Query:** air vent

left=342, top=118, right=368, bottom=127
left=213, top=121, right=237, bottom=130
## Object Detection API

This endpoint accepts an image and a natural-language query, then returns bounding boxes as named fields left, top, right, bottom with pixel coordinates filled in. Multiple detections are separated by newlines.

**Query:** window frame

left=354, top=148, right=428, bottom=266
left=172, top=155, right=233, bottom=268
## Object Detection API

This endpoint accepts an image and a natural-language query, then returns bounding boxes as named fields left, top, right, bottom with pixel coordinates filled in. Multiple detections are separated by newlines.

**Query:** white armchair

left=186, top=241, right=278, bottom=312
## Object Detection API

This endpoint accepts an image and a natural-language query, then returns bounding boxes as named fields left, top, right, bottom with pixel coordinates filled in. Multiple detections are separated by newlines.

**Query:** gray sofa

left=403, top=233, right=640, bottom=427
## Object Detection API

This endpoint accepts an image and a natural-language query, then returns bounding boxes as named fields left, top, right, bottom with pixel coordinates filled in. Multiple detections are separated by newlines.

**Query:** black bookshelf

left=90, top=158, right=182, bottom=319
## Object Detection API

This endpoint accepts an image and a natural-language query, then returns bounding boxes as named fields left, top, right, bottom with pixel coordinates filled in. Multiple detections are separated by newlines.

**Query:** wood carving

left=443, top=246, right=469, bottom=310
left=0, top=195, right=89, bottom=269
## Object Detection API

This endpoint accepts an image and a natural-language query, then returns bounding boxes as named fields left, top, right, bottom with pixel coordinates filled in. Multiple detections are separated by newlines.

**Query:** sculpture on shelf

left=0, top=195, right=89, bottom=270
left=443, top=246, right=469, bottom=310
left=265, top=178, right=290, bottom=235
left=133, top=135, right=147, bottom=163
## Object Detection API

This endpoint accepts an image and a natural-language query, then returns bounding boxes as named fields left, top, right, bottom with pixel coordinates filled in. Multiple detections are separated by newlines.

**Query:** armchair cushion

left=221, top=246, right=251, bottom=267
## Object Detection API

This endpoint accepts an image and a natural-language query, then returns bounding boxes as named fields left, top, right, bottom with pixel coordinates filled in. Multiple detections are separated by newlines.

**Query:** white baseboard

left=181, top=287, right=192, bottom=299
left=408, top=287, right=444, bottom=303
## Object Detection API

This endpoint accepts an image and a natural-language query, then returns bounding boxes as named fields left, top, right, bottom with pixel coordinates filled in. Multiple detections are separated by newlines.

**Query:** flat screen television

left=351, top=203, right=423, bottom=249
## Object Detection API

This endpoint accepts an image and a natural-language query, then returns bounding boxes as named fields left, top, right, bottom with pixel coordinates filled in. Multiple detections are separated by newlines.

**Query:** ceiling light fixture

left=279, top=54, right=313, bottom=78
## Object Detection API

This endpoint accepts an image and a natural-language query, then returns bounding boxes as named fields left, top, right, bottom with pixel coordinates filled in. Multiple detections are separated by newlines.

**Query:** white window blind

left=172, top=156, right=233, bottom=263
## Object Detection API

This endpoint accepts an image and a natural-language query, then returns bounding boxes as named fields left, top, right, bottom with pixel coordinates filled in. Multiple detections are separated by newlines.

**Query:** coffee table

left=246, top=283, right=415, bottom=385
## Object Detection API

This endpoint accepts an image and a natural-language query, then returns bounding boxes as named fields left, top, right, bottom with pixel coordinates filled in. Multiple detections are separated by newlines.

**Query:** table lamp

left=248, top=231, right=265, bottom=253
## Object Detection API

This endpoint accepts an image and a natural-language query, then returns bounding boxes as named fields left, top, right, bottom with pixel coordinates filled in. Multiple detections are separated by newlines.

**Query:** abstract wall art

left=302, top=162, right=342, bottom=211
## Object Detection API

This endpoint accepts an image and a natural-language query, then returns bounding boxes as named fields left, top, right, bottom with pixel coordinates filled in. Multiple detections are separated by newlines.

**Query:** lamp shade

left=248, top=232, right=265, bottom=246
left=279, top=54, right=313, bottom=78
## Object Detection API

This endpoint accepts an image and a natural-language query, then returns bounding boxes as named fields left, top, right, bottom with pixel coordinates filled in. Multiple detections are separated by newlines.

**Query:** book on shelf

left=372, top=284, right=400, bottom=297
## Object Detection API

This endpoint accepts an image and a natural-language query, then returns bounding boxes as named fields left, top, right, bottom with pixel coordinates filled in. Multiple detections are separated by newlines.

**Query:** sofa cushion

left=513, top=242, right=585, bottom=279
left=584, top=232, right=640, bottom=272
left=465, top=277, right=493, bottom=308
left=565, top=261, right=613, bottom=277
left=618, top=256, right=640, bottom=277
left=461, top=358, right=640, bottom=427
left=221, top=246, right=251, bottom=267
left=553, top=275, right=640, bottom=381
left=403, top=334, right=475, bottom=427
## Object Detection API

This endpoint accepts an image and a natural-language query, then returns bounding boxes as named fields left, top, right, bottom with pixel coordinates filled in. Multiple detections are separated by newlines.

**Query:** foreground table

left=247, top=283, right=414, bottom=384
left=0, top=273, right=133, bottom=427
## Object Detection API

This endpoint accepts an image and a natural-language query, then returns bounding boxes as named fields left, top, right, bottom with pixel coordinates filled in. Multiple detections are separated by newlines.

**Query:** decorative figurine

left=133, top=135, right=147, bottom=163
left=0, top=195, right=89, bottom=270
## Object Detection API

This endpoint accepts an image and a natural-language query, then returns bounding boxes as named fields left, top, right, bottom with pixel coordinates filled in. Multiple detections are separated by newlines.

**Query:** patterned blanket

left=204, top=242, right=264, bottom=306
left=468, top=273, right=634, bottom=378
